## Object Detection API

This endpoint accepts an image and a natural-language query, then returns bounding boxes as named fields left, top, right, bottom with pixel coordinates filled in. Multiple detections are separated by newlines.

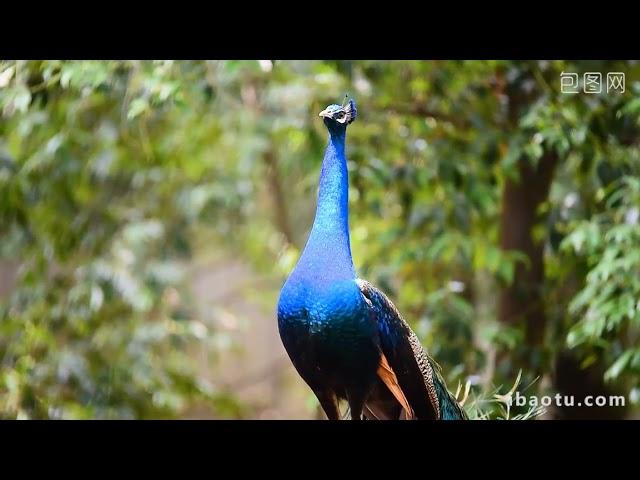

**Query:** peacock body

left=277, top=98, right=467, bottom=420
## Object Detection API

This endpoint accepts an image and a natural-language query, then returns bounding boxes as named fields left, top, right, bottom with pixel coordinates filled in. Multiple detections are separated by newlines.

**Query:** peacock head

left=318, top=95, right=357, bottom=131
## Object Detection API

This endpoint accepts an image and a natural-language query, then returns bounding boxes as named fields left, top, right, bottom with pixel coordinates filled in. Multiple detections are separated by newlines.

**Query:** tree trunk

left=263, top=148, right=295, bottom=246
left=498, top=152, right=558, bottom=372
left=0, top=261, right=19, bottom=300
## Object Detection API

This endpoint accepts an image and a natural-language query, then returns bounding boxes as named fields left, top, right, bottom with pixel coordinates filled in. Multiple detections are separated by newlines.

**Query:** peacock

left=277, top=97, right=467, bottom=420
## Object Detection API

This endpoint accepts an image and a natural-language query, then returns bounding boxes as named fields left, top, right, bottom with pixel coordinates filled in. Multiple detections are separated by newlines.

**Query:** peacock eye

left=335, top=111, right=345, bottom=119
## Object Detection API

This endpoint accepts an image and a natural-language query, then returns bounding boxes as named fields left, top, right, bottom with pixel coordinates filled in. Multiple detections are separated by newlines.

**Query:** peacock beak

left=318, top=108, right=332, bottom=118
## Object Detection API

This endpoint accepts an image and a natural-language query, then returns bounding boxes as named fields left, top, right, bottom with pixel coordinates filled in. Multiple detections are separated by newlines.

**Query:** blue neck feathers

left=293, top=123, right=354, bottom=285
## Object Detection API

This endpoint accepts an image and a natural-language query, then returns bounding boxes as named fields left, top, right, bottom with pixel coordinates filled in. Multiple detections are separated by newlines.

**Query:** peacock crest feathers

left=319, top=96, right=357, bottom=125
left=342, top=96, right=357, bottom=124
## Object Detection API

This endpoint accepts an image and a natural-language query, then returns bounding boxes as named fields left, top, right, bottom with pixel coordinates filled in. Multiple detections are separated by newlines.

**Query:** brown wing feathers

left=376, top=353, right=415, bottom=419
left=358, top=279, right=442, bottom=420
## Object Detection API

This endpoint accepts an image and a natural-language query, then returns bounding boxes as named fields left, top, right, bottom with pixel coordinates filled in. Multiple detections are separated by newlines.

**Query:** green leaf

left=605, top=350, right=634, bottom=381
left=127, top=97, right=149, bottom=120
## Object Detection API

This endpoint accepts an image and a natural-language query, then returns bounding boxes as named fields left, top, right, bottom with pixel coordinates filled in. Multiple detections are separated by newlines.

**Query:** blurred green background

left=1, top=60, right=639, bottom=419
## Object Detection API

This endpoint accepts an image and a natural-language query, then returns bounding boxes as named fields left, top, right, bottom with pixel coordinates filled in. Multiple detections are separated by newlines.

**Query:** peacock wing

left=357, top=279, right=467, bottom=420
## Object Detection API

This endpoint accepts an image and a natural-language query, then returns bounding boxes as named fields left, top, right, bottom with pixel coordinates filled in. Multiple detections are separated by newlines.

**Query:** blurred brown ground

left=185, top=257, right=313, bottom=419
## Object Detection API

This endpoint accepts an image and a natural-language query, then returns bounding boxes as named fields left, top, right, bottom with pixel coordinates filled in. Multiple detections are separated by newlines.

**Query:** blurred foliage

left=562, top=176, right=640, bottom=384
left=1, top=60, right=640, bottom=418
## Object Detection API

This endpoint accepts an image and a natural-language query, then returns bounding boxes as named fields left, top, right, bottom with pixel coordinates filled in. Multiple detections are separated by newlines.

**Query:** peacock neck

left=296, top=126, right=354, bottom=284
